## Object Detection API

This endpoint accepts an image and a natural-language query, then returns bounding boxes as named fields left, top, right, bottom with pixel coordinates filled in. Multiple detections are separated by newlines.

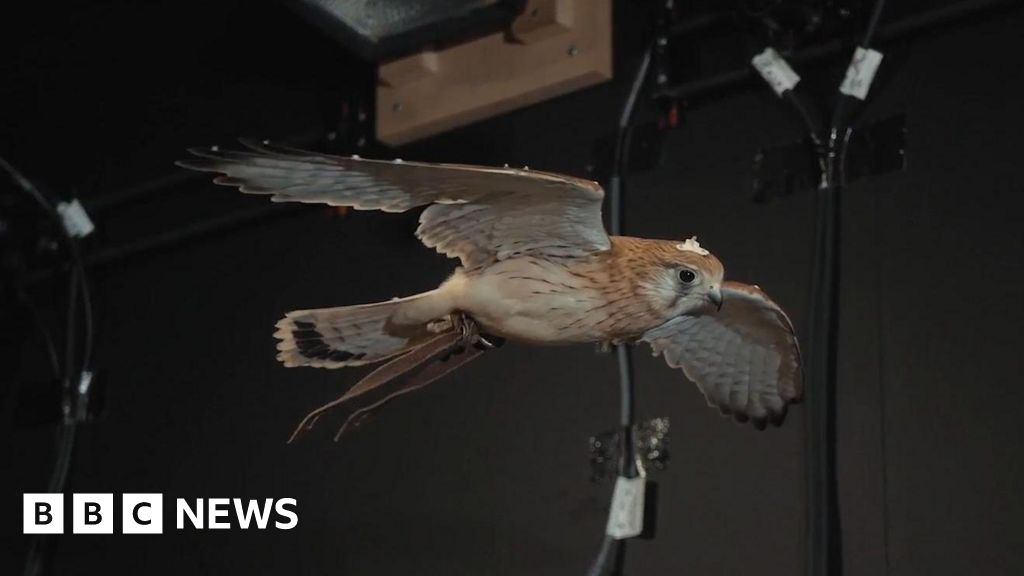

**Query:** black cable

left=0, top=156, right=95, bottom=377
left=610, top=46, right=654, bottom=237
left=611, top=44, right=653, bottom=480
left=586, top=43, right=653, bottom=576
left=66, top=242, right=94, bottom=372
left=2, top=154, right=95, bottom=576
left=803, top=2, right=888, bottom=575
left=826, top=4, right=891, bottom=571
left=0, top=156, right=56, bottom=216
left=804, top=146, right=840, bottom=576
left=862, top=0, right=888, bottom=48
left=744, top=3, right=890, bottom=575
left=656, top=0, right=1019, bottom=101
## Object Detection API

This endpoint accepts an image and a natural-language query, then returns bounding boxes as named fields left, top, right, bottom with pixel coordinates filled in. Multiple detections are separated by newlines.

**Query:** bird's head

left=634, top=237, right=725, bottom=317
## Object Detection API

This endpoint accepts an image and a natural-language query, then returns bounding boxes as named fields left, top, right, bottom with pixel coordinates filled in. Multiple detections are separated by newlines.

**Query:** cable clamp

left=752, top=47, right=801, bottom=96
left=839, top=47, right=884, bottom=100
left=57, top=199, right=95, bottom=238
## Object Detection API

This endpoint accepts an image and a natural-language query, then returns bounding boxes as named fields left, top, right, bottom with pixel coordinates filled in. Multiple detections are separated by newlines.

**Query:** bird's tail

left=274, top=291, right=451, bottom=369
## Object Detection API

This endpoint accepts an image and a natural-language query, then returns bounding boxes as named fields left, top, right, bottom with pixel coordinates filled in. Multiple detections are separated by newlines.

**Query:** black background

left=3, top=1, right=1023, bottom=574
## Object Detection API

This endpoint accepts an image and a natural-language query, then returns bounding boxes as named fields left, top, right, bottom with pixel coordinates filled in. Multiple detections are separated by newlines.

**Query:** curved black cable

left=0, top=158, right=94, bottom=378
left=611, top=44, right=653, bottom=472
left=586, top=43, right=653, bottom=576
left=2, top=155, right=95, bottom=576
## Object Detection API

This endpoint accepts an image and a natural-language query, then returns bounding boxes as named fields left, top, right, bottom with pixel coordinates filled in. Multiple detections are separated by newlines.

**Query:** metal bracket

left=588, top=417, right=670, bottom=481
left=752, top=113, right=906, bottom=202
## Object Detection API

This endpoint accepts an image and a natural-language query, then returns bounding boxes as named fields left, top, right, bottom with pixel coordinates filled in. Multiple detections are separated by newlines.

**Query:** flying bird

left=178, top=140, right=803, bottom=433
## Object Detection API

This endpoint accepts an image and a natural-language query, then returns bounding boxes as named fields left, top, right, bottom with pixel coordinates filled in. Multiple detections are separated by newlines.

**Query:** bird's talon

left=474, top=333, right=506, bottom=350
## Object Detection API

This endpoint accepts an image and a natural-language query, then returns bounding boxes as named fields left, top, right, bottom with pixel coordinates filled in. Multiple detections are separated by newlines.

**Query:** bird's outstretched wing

left=177, top=140, right=610, bottom=269
left=640, top=281, right=803, bottom=429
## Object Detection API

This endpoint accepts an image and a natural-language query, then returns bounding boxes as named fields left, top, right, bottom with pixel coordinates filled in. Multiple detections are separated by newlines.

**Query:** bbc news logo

left=24, top=494, right=297, bottom=534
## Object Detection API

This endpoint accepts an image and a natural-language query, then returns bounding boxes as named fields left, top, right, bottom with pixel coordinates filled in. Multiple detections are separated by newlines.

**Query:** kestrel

left=178, top=140, right=803, bottom=431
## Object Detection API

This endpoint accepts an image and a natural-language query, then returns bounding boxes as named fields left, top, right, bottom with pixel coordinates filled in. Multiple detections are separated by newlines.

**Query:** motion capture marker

left=393, top=158, right=404, bottom=164
left=351, top=154, right=361, bottom=159
left=262, top=139, right=270, bottom=145
left=503, top=163, right=509, bottom=168
left=675, top=236, right=709, bottom=255
left=211, top=145, right=220, bottom=152
left=523, top=165, right=529, bottom=170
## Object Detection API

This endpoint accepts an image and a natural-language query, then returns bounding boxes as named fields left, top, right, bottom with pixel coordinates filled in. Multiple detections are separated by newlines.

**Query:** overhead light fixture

left=285, top=0, right=526, bottom=61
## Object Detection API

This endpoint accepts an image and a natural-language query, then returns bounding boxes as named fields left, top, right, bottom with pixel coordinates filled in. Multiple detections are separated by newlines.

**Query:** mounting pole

left=586, top=43, right=653, bottom=576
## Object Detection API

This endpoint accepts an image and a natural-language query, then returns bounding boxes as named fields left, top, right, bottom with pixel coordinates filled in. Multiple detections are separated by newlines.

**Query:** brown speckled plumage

left=179, top=142, right=803, bottom=429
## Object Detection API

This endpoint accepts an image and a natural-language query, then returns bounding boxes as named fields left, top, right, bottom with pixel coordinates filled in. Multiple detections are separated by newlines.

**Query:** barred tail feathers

left=274, top=291, right=451, bottom=368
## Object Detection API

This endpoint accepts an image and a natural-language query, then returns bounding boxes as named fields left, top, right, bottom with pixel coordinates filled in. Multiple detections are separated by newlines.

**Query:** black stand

left=585, top=43, right=653, bottom=576
left=752, top=3, right=888, bottom=574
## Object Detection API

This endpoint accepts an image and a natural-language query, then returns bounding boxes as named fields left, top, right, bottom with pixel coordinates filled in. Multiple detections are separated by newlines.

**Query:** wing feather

left=641, top=281, right=803, bottom=429
left=177, top=140, right=610, bottom=268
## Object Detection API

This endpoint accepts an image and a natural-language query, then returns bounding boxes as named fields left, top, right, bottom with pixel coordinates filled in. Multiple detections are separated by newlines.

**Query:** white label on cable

left=605, top=476, right=645, bottom=539
left=78, top=370, right=94, bottom=395
left=839, top=47, right=884, bottom=100
left=751, top=47, right=801, bottom=96
left=57, top=199, right=95, bottom=238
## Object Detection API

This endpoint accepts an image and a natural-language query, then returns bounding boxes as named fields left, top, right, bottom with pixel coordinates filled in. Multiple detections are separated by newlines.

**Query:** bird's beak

left=708, top=285, right=723, bottom=311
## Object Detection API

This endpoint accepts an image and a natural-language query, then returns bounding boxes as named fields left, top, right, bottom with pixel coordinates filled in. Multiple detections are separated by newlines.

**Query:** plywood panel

left=376, top=0, right=611, bottom=146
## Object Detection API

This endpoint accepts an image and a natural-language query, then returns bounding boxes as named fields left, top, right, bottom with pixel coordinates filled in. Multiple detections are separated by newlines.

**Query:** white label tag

left=605, top=476, right=645, bottom=539
left=751, top=48, right=801, bottom=96
left=840, top=47, right=884, bottom=100
left=57, top=199, right=95, bottom=238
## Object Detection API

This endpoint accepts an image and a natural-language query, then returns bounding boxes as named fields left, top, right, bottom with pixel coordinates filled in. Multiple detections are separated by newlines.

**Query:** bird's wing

left=177, top=140, right=610, bottom=268
left=640, top=281, right=803, bottom=429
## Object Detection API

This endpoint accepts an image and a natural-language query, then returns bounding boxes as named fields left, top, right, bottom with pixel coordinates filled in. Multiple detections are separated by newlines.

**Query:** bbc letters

left=24, top=494, right=298, bottom=534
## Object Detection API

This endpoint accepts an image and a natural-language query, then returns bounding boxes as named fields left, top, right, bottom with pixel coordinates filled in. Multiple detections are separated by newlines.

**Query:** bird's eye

left=678, top=269, right=697, bottom=284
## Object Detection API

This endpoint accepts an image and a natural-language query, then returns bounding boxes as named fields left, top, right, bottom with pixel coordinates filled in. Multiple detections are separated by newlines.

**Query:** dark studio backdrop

left=2, top=1, right=1023, bottom=575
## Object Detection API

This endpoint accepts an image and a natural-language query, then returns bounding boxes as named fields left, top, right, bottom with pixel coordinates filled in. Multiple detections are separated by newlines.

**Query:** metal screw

left=567, top=45, right=578, bottom=57
left=392, top=102, right=403, bottom=112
